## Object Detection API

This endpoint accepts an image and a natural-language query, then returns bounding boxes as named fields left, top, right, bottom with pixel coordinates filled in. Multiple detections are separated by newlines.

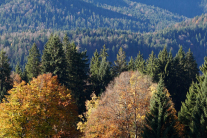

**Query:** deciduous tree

left=0, top=73, right=80, bottom=137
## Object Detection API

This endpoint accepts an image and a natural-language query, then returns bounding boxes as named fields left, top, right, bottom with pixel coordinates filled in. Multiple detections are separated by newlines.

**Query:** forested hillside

left=0, top=0, right=186, bottom=34
left=2, top=14, right=207, bottom=69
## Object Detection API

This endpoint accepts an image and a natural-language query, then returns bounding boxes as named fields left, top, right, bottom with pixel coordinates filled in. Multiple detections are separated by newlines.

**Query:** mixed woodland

left=1, top=0, right=207, bottom=137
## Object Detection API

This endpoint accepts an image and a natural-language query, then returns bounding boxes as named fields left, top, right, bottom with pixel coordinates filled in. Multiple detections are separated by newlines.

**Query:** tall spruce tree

left=25, top=43, right=40, bottom=81
left=134, top=51, right=145, bottom=73
left=146, top=51, right=157, bottom=78
left=41, top=34, right=67, bottom=85
left=98, top=56, right=111, bottom=95
left=0, top=50, right=12, bottom=102
left=190, top=75, right=207, bottom=137
left=15, top=62, right=22, bottom=77
left=113, top=47, right=127, bottom=75
left=64, top=34, right=89, bottom=114
left=200, top=56, right=207, bottom=75
left=128, top=56, right=135, bottom=71
left=142, top=78, right=180, bottom=138
left=90, top=50, right=101, bottom=95
left=178, top=82, right=199, bottom=137
left=185, top=49, right=199, bottom=83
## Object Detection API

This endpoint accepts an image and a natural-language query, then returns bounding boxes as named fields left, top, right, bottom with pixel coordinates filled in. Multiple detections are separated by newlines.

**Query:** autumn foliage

left=0, top=73, right=80, bottom=137
left=78, top=71, right=157, bottom=138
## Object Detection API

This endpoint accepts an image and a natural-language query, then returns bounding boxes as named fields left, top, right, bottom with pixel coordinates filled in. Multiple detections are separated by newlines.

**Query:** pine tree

left=142, top=78, right=180, bottom=138
left=113, top=47, right=127, bottom=75
left=0, top=50, right=12, bottom=102
left=185, top=49, right=199, bottom=83
left=90, top=49, right=101, bottom=96
left=15, top=62, right=22, bottom=77
left=134, top=51, right=145, bottom=73
left=190, top=75, right=207, bottom=137
left=41, top=34, right=67, bottom=85
left=98, top=57, right=111, bottom=95
left=128, top=56, right=135, bottom=71
left=178, top=82, right=199, bottom=137
left=146, top=51, right=157, bottom=77
left=64, top=35, right=89, bottom=114
left=100, top=44, right=109, bottom=59
left=200, top=56, right=207, bottom=75
left=25, top=43, right=40, bottom=81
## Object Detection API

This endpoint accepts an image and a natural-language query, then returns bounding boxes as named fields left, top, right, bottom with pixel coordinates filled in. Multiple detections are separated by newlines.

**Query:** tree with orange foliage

left=78, top=71, right=156, bottom=138
left=0, top=73, right=80, bottom=137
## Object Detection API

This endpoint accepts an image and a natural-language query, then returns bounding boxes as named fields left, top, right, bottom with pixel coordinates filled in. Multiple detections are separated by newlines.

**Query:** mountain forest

left=1, top=0, right=207, bottom=137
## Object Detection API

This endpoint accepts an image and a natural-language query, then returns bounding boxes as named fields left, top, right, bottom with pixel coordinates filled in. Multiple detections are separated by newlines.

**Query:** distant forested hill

left=2, top=14, right=207, bottom=69
left=0, top=0, right=186, bottom=34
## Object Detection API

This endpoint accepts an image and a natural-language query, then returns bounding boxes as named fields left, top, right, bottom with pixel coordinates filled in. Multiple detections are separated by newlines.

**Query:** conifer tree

left=90, top=50, right=101, bottom=95
left=98, top=56, right=111, bottom=94
left=41, top=34, right=67, bottom=85
left=190, top=75, right=207, bottom=137
left=134, top=51, right=145, bottom=73
left=15, top=62, right=22, bottom=77
left=178, top=82, right=199, bottom=137
left=185, top=49, right=199, bottom=83
left=200, top=56, right=207, bottom=75
left=0, top=50, right=12, bottom=102
left=142, top=78, right=180, bottom=138
left=100, top=44, right=109, bottom=59
left=113, top=47, right=127, bottom=75
left=25, top=43, right=40, bottom=81
left=146, top=51, right=157, bottom=77
left=128, top=56, right=135, bottom=71
left=64, top=34, right=89, bottom=114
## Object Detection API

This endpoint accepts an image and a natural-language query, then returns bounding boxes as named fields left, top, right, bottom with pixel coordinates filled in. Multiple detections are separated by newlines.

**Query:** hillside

left=0, top=0, right=186, bottom=34
left=2, top=18, right=207, bottom=70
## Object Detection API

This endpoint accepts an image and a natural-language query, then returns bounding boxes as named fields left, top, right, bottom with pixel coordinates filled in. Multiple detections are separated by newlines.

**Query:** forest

left=1, top=0, right=207, bottom=137
left=0, top=33, right=207, bottom=137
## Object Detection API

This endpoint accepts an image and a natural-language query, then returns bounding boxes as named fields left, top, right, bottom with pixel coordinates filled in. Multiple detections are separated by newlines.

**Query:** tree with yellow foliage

left=0, top=73, right=80, bottom=137
left=78, top=71, right=156, bottom=138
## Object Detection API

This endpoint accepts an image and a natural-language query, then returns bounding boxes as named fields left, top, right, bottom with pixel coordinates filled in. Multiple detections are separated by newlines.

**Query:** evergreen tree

left=134, top=51, right=145, bottom=73
left=200, top=56, right=207, bottom=75
left=142, top=78, right=180, bottom=138
left=128, top=56, right=135, bottom=71
left=100, top=44, right=109, bottom=59
left=41, top=34, right=67, bottom=85
left=15, top=62, right=22, bottom=77
left=25, top=43, right=40, bottom=81
left=190, top=75, right=207, bottom=137
left=185, top=49, right=199, bottom=83
left=146, top=51, right=157, bottom=77
left=0, top=50, right=12, bottom=102
left=98, top=57, right=111, bottom=95
left=178, top=82, right=199, bottom=137
left=113, top=47, right=127, bottom=75
left=90, top=49, right=101, bottom=96
left=64, top=35, right=89, bottom=114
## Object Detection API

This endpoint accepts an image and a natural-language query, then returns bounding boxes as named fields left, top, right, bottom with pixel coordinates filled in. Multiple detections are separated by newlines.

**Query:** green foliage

left=142, top=78, right=180, bottom=138
left=0, top=0, right=186, bottom=34
left=178, top=82, right=199, bottom=137
left=15, top=62, right=22, bottom=77
left=146, top=51, right=157, bottom=78
left=41, top=34, right=67, bottom=85
left=134, top=51, right=146, bottom=73
left=0, top=50, right=12, bottom=102
left=64, top=34, right=89, bottom=114
left=190, top=75, right=207, bottom=137
left=113, top=47, right=127, bottom=75
left=25, top=43, right=41, bottom=81
left=128, top=56, right=135, bottom=71
left=200, top=56, right=207, bottom=75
